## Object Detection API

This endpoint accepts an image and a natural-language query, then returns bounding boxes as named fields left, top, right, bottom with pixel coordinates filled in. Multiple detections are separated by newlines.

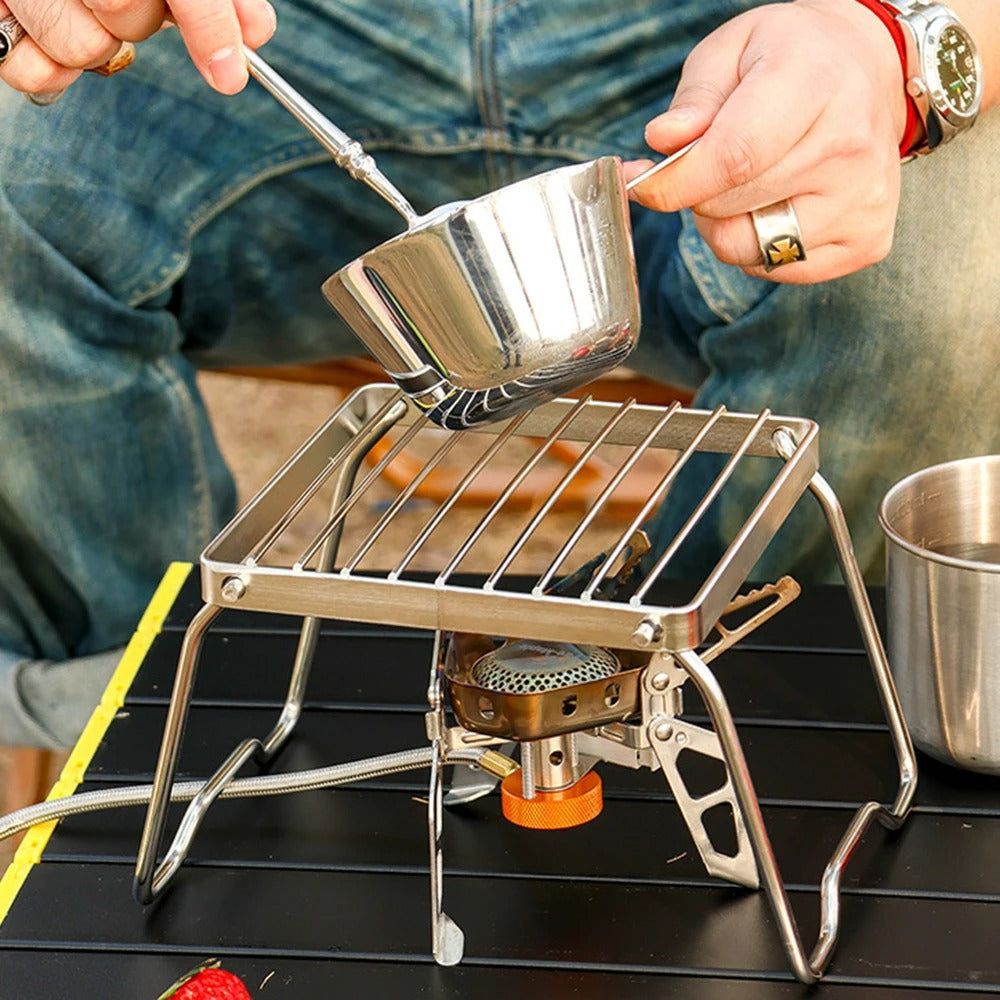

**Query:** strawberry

left=158, top=959, right=252, bottom=1000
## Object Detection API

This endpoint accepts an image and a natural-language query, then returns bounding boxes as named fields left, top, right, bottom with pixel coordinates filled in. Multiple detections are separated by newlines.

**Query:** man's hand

left=624, top=0, right=909, bottom=284
left=0, top=0, right=276, bottom=96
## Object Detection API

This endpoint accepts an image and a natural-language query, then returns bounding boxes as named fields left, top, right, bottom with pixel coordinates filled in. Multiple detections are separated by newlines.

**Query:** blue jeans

left=1, top=0, right=998, bottom=745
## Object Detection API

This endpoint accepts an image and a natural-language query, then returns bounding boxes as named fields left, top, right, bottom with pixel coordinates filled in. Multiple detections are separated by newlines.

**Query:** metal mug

left=879, top=455, right=1000, bottom=774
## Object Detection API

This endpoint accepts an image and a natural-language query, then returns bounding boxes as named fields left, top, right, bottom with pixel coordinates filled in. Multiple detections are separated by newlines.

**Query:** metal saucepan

left=247, top=50, right=692, bottom=429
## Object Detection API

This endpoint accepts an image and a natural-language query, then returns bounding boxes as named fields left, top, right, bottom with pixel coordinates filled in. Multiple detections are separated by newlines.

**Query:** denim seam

left=472, top=0, right=506, bottom=188
left=149, top=357, right=216, bottom=545
left=128, top=132, right=607, bottom=308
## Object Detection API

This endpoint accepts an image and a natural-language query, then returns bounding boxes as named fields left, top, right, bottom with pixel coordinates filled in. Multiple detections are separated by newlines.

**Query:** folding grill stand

left=133, top=388, right=916, bottom=984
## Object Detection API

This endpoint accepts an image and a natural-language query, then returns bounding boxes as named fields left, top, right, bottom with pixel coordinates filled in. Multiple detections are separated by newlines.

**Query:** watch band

left=850, top=0, right=924, bottom=157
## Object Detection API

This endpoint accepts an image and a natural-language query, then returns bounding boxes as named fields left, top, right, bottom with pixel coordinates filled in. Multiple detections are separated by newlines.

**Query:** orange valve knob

left=500, top=770, right=603, bottom=830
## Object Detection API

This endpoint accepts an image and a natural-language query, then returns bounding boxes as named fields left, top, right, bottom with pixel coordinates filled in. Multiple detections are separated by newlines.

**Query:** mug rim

left=878, top=454, right=1000, bottom=574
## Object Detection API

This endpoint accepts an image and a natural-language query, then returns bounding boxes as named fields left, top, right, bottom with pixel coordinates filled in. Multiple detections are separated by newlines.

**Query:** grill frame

left=201, top=385, right=820, bottom=652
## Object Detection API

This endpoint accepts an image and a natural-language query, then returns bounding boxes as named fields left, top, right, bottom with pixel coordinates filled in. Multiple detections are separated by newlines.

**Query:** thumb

left=647, top=68, right=738, bottom=154
left=627, top=41, right=741, bottom=212
left=645, top=91, right=718, bottom=154
left=644, top=16, right=749, bottom=155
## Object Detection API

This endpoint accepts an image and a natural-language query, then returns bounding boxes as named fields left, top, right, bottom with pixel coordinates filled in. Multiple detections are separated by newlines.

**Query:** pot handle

left=245, top=47, right=420, bottom=225
left=624, top=138, right=698, bottom=192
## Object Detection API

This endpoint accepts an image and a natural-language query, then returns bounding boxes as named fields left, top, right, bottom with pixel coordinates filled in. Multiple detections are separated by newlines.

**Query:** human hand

left=0, top=0, right=276, bottom=97
left=623, top=0, right=909, bottom=283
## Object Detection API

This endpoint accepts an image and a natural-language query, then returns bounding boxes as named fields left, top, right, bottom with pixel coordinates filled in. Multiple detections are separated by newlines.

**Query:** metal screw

left=220, top=576, right=246, bottom=602
left=632, top=617, right=662, bottom=647
left=654, top=722, right=674, bottom=742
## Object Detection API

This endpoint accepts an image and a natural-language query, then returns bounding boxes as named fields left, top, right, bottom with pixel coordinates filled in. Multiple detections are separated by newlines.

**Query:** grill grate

left=202, top=385, right=820, bottom=651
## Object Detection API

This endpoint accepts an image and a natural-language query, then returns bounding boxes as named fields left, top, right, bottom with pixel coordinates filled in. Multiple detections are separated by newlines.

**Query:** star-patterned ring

left=750, top=199, right=807, bottom=272
left=0, top=14, right=26, bottom=68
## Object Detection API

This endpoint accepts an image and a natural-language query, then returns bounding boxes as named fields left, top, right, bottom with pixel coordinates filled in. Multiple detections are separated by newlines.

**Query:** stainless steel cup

left=322, top=157, right=640, bottom=429
left=879, top=455, right=1000, bottom=773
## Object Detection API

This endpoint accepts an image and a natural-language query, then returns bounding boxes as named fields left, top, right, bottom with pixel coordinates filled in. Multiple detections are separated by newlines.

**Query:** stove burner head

left=471, top=641, right=620, bottom=694
left=444, top=633, right=644, bottom=741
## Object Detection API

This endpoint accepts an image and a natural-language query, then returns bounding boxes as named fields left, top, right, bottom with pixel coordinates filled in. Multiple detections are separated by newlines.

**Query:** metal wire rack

left=199, top=386, right=820, bottom=649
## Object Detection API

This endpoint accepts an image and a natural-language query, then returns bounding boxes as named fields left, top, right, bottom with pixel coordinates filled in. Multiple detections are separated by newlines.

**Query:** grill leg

left=675, top=647, right=821, bottom=983
left=426, top=631, right=465, bottom=965
left=133, top=408, right=382, bottom=903
left=133, top=601, right=221, bottom=904
left=659, top=432, right=919, bottom=983
left=802, top=465, right=917, bottom=821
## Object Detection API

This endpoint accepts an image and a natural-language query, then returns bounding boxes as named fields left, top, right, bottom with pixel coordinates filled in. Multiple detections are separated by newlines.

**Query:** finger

left=643, top=19, right=746, bottom=155
left=693, top=142, right=900, bottom=232
left=9, top=0, right=122, bottom=69
left=628, top=28, right=741, bottom=214
left=690, top=130, right=833, bottom=220
left=634, top=16, right=822, bottom=214
left=694, top=115, right=902, bottom=222
left=0, top=4, right=83, bottom=92
left=678, top=58, right=821, bottom=207
left=234, top=0, right=277, bottom=50
left=692, top=195, right=894, bottom=283
left=167, top=0, right=275, bottom=95
left=82, top=0, right=168, bottom=43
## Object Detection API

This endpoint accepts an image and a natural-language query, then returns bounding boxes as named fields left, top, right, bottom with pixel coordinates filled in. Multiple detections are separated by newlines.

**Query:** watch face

left=933, top=24, right=980, bottom=115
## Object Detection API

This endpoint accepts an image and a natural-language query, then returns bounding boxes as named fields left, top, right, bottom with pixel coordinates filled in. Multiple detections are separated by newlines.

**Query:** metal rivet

left=221, top=577, right=246, bottom=602
left=632, top=617, right=662, bottom=647
left=651, top=672, right=670, bottom=691
left=654, top=722, right=674, bottom=742
left=676, top=731, right=688, bottom=746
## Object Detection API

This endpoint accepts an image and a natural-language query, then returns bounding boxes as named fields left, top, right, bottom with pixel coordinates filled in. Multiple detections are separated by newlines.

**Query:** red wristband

left=850, top=0, right=923, bottom=157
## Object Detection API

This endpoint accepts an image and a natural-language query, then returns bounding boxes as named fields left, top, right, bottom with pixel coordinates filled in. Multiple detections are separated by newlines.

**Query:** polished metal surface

left=471, top=640, right=620, bottom=693
left=323, top=159, right=641, bottom=428
left=522, top=735, right=585, bottom=793
left=880, top=455, right=1000, bottom=773
left=445, top=634, right=644, bottom=741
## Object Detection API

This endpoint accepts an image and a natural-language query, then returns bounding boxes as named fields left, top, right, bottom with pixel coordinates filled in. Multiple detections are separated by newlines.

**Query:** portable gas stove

left=133, top=385, right=916, bottom=984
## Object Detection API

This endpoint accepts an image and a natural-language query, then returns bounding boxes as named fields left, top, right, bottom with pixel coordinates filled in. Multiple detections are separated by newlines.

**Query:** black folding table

left=2, top=564, right=999, bottom=998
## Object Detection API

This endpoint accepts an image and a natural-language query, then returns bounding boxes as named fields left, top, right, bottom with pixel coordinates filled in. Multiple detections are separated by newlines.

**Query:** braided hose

left=0, top=747, right=487, bottom=842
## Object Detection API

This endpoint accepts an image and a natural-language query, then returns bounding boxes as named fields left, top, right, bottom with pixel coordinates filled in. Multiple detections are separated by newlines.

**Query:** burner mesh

left=471, top=640, right=619, bottom=694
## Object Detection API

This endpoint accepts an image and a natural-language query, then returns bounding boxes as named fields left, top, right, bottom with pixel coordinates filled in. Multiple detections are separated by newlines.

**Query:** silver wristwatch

left=884, top=1, right=983, bottom=155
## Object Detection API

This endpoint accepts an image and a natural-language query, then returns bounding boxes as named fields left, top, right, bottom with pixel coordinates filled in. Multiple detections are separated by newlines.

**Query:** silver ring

left=0, top=14, right=26, bottom=69
left=750, top=199, right=807, bottom=272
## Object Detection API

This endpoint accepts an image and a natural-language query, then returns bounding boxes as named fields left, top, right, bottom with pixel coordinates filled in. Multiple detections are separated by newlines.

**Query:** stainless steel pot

left=879, top=455, right=1000, bottom=774
left=321, top=157, right=639, bottom=428
left=246, top=49, right=691, bottom=429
